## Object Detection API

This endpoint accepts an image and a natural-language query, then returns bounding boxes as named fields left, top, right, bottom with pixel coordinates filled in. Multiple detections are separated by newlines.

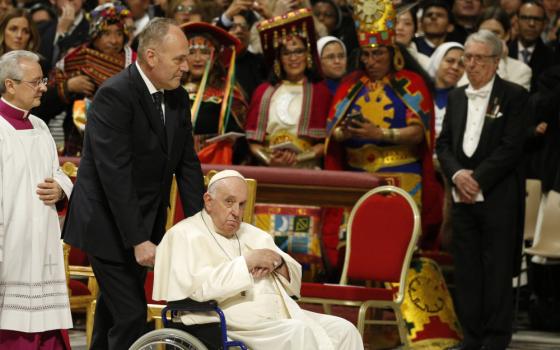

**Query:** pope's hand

left=244, top=249, right=282, bottom=277
left=134, top=241, right=156, bottom=267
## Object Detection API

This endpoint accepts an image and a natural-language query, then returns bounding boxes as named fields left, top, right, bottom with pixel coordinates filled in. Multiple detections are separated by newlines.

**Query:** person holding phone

left=324, top=0, right=443, bottom=249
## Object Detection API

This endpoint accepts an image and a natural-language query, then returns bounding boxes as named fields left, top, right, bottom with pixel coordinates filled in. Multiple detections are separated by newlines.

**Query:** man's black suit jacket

left=62, top=63, right=204, bottom=262
left=507, top=39, right=559, bottom=92
left=436, top=76, right=528, bottom=273
left=37, top=16, right=90, bottom=73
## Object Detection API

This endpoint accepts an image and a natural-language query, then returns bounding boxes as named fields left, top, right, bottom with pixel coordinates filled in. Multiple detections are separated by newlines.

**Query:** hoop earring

left=393, top=48, right=404, bottom=71
left=274, top=60, right=282, bottom=78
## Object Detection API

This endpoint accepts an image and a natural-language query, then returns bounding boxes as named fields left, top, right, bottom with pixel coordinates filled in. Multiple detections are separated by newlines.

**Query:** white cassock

left=153, top=210, right=364, bottom=350
left=0, top=115, right=73, bottom=332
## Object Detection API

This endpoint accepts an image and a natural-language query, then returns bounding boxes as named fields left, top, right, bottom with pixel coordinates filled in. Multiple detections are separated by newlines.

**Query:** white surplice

left=0, top=115, right=73, bottom=332
left=153, top=210, right=363, bottom=350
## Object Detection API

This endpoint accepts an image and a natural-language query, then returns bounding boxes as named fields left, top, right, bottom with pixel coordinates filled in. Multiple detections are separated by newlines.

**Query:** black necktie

left=521, top=48, right=531, bottom=64
left=152, top=91, right=165, bottom=125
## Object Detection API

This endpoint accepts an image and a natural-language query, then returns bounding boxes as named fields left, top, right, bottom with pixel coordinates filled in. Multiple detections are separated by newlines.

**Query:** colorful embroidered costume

left=326, top=69, right=435, bottom=207
left=181, top=22, right=248, bottom=164
left=322, top=0, right=442, bottom=264
left=52, top=2, right=135, bottom=156
left=246, top=8, right=331, bottom=168
left=245, top=80, right=331, bottom=168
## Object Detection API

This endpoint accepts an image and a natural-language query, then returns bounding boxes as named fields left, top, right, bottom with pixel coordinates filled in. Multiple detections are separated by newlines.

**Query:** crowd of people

left=0, top=0, right=559, bottom=349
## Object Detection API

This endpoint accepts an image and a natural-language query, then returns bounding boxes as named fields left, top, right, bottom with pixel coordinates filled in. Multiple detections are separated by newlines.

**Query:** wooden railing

left=59, top=157, right=385, bottom=208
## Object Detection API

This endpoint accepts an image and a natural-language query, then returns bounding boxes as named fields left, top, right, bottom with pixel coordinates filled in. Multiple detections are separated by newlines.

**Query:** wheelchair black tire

left=129, top=328, right=209, bottom=350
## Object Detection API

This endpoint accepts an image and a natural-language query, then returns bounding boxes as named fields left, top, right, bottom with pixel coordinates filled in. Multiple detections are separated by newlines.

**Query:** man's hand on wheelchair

left=243, top=249, right=283, bottom=279
left=134, top=240, right=157, bottom=267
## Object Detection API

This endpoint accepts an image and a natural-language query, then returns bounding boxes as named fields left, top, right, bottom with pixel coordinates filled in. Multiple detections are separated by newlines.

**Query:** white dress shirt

left=451, top=76, right=495, bottom=202
left=517, top=41, right=535, bottom=64
left=463, top=76, right=495, bottom=157
left=136, top=62, right=165, bottom=121
left=134, top=14, right=150, bottom=37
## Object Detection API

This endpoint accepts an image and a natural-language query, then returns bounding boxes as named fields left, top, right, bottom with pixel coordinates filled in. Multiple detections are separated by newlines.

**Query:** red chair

left=300, top=185, right=420, bottom=346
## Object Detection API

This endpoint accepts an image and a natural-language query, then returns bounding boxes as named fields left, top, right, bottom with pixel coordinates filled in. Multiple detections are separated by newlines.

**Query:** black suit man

left=62, top=18, right=204, bottom=349
left=436, top=30, right=528, bottom=350
left=507, top=1, right=560, bottom=93
left=37, top=0, right=90, bottom=74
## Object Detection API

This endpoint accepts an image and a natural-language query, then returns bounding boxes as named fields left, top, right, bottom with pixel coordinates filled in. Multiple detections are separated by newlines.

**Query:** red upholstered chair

left=299, top=185, right=420, bottom=346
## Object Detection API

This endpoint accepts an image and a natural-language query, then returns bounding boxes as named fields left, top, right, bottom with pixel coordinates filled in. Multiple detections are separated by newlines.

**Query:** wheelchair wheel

left=129, top=328, right=209, bottom=350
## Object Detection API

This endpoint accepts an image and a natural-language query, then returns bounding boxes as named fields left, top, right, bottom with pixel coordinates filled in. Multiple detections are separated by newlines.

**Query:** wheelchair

left=129, top=299, right=248, bottom=350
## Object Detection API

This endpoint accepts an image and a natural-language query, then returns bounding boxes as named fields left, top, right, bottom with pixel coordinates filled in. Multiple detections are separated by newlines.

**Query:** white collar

left=134, top=14, right=150, bottom=36
left=466, top=76, right=495, bottom=94
left=423, top=37, right=437, bottom=48
left=73, top=11, right=84, bottom=27
left=135, top=61, right=162, bottom=95
left=518, top=41, right=535, bottom=53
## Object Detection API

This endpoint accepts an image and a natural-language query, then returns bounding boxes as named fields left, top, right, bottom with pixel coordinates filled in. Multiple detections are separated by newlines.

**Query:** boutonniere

left=485, top=97, right=502, bottom=119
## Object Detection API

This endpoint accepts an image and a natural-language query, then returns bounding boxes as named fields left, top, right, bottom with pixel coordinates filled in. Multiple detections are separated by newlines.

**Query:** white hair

left=137, top=18, right=177, bottom=63
left=465, top=29, right=503, bottom=57
left=0, top=50, right=40, bottom=94
left=207, top=181, right=219, bottom=199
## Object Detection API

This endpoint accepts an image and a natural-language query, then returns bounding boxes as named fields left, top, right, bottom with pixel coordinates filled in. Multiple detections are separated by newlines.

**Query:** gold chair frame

left=63, top=242, right=98, bottom=347
left=61, top=162, right=98, bottom=347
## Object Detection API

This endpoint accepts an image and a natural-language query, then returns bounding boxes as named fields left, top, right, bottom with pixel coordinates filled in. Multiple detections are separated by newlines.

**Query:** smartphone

left=346, top=112, right=366, bottom=125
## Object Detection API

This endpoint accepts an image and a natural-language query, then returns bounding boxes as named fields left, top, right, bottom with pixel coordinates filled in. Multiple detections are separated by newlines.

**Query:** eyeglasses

left=518, top=15, right=545, bottom=23
left=322, top=52, right=346, bottom=61
left=281, top=48, right=306, bottom=58
left=175, top=4, right=193, bottom=13
left=12, top=77, right=48, bottom=89
left=460, top=54, right=497, bottom=64
left=443, top=56, right=465, bottom=68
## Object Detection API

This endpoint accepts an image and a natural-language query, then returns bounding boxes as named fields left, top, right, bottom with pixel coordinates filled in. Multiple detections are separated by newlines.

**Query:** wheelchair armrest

left=167, top=298, right=218, bottom=312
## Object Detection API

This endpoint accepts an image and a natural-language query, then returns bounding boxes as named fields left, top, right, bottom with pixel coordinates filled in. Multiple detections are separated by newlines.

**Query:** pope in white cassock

left=0, top=50, right=73, bottom=348
left=153, top=169, right=364, bottom=350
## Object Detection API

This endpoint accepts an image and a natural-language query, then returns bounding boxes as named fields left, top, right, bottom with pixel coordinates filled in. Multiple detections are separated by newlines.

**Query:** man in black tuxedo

left=507, top=1, right=559, bottom=92
left=62, top=18, right=205, bottom=349
left=436, top=30, right=528, bottom=350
